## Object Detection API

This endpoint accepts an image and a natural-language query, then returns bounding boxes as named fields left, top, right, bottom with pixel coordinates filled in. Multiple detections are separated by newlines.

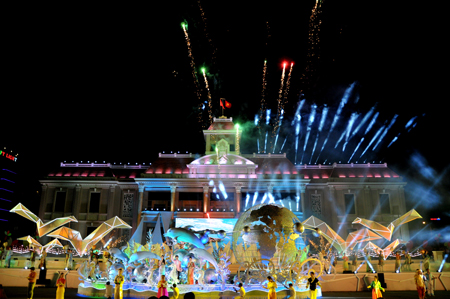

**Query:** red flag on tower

left=220, top=98, right=231, bottom=108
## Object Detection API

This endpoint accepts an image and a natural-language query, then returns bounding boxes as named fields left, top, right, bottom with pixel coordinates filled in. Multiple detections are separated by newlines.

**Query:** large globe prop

left=232, top=204, right=303, bottom=265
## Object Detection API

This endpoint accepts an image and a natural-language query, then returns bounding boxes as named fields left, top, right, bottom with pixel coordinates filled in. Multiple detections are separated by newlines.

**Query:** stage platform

left=78, top=282, right=322, bottom=299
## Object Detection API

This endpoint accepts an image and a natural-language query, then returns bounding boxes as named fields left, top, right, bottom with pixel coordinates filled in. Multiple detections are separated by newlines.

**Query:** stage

left=78, top=282, right=321, bottom=299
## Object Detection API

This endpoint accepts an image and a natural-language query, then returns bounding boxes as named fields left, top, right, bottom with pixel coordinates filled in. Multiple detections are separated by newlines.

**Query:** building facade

left=38, top=117, right=410, bottom=244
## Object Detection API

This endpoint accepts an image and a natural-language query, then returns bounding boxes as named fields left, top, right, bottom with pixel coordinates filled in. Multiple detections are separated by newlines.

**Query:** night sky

left=3, top=1, right=448, bottom=229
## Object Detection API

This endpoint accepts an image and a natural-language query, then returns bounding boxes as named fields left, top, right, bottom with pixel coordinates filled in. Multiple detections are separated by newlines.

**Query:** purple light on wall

left=0, top=219, right=7, bottom=221
left=1, top=178, right=15, bottom=183
left=0, top=198, right=11, bottom=202
left=2, top=169, right=17, bottom=174
left=0, top=188, right=13, bottom=193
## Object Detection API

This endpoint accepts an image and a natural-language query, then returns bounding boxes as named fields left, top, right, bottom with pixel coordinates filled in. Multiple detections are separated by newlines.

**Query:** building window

left=123, top=193, right=134, bottom=217
left=311, top=194, right=322, bottom=215
left=54, top=191, right=66, bottom=213
left=344, top=194, right=356, bottom=214
left=210, top=192, right=234, bottom=201
left=147, top=191, right=170, bottom=211
left=379, top=193, right=390, bottom=214
left=89, top=192, right=101, bottom=213
left=86, top=226, right=97, bottom=236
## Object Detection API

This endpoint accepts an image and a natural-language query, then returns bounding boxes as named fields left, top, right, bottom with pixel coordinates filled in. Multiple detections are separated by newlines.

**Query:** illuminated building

left=38, top=117, right=411, bottom=242
left=0, top=146, right=19, bottom=228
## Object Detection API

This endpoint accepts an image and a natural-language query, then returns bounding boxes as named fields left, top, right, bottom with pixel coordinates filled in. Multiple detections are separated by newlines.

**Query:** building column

left=234, top=183, right=242, bottom=215
left=170, top=183, right=177, bottom=218
left=107, top=185, right=115, bottom=218
left=38, top=184, right=48, bottom=219
left=299, top=184, right=306, bottom=217
left=328, top=186, right=338, bottom=229
left=203, top=184, right=210, bottom=214
left=137, top=183, right=145, bottom=226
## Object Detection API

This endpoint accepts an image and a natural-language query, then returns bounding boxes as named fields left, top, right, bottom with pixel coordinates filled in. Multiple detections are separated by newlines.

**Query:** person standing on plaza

left=187, top=257, right=195, bottom=285
left=39, top=248, right=47, bottom=269
left=114, top=268, right=125, bottom=299
left=367, top=275, right=384, bottom=299
left=157, top=275, right=169, bottom=298
left=26, top=267, right=36, bottom=299
left=159, top=254, right=166, bottom=279
left=55, top=272, right=66, bottom=299
left=414, top=269, right=426, bottom=299
left=4, top=247, right=12, bottom=268
left=422, top=253, right=430, bottom=272
left=262, top=276, right=277, bottom=299
left=405, top=251, right=412, bottom=271
left=394, top=252, right=401, bottom=272
left=351, top=252, right=357, bottom=272
left=424, top=268, right=435, bottom=297
left=343, top=253, right=349, bottom=271
left=365, top=249, right=372, bottom=272
left=306, top=271, right=321, bottom=299
left=29, top=247, right=36, bottom=269
left=172, top=254, right=182, bottom=282
left=378, top=250, right=384, bottom=273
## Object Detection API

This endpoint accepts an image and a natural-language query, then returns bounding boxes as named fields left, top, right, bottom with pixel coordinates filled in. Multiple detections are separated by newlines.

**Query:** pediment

left=187, top=154, right=257, bottom=175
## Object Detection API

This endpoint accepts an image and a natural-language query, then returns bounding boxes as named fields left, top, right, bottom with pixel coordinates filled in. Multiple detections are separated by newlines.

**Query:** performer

left=159, top=254, right=166, bottom=279
left=114, top=268, right=125, bottom=299
left=424, top=268, right=435, bottom=297
left=233, top=282, right=246, bottom=299
left=367, top=275, right=384, bottom=299
left=170, top=283, right=179, bottom=299
left=29, top=247, right=36, bottom=269
left=4, top=247, right=12, bottom=268
left=365, top=250, right=372, bottom=273
left=157, top=275, right=169, bottom=298
left=64, top=248, right=69, bottom=268
left=405, top=252, right=412, bottom=272
left=378, top=250, right=384, bottom=273
left=187, top=257, right=195, bottom=285
left=105, top=281, right=113, bottom=299
left=343, top=253, right=349, bottom=271
left=55, top=272, right=66, bottom=299
left=285, top=283, right=296, bottom=299
left=351, top=252, right=357, bottom=272
left=172, top=254, right=182, bottom=281
left=65, top=249, right=73, bottom=270
left=262, top=276, right=277, bottom=299
left=422, top=253, right=430, bottom=272
left=414, top=269, right=426, bottom=299
left=394, top=252, right=401, bottom=272
left=306, top=271, right=321, bottom=299
left=27, top=267, right=37, bottom=299
left=39, top=248, right=47, bottom=269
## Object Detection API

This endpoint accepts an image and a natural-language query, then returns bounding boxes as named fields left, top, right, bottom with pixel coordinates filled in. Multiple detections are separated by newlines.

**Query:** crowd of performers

left=313, top=248, right=434, bottom=273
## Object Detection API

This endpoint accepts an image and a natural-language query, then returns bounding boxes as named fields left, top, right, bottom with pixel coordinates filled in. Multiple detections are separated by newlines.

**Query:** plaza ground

left=2, top=287, right=449, bottom=299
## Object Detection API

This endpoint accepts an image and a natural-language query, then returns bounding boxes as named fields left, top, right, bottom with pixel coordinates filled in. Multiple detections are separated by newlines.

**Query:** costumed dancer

left=65, top=249, right=73, bottom=270
left=414, top=269, right=426, bottom=299
left=172, top=254, right=182, bottom=282
left=351, top=252, right=357, bottom=272
left=39, top=248, right=47, bottom=269
left=343, top=253, right=349, bottom=272
left=394, top=252, right=401, bottom=272
left=26, top=267, right=36, bottom=299
left=187, top=257, right=195, bottom=285
left=56, top=272, right=66, bottom=299
left=170, top=283, right=179, bottom=299
left=306, top=271, right=321, bottom=299
left=423, top=253, right=430, bottom=272
left=405, top=252, right=412, bottom=272
left=64, top=248, right=69, bottom=268
left=157, top=275, right=169, bottom=298
left=114, top=268, right=125, bottom=299
left=4, top=247, right=12, bottom=268
left=367, top=275, right=384, bottom=299
left=365, top=249, right=372, bottom=272
left=425, top=268, right=435, bottom=297
left=0, top=245, right=4, bottom=268
left=262, top=276, right=277, bottom=299
left=29, top=247, right=36, bottom=269
left=378, top=250, right=384, bottom=273
left=285, top=283, right=296, bottom=299
left=233, top=282, right=246, bottom=299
